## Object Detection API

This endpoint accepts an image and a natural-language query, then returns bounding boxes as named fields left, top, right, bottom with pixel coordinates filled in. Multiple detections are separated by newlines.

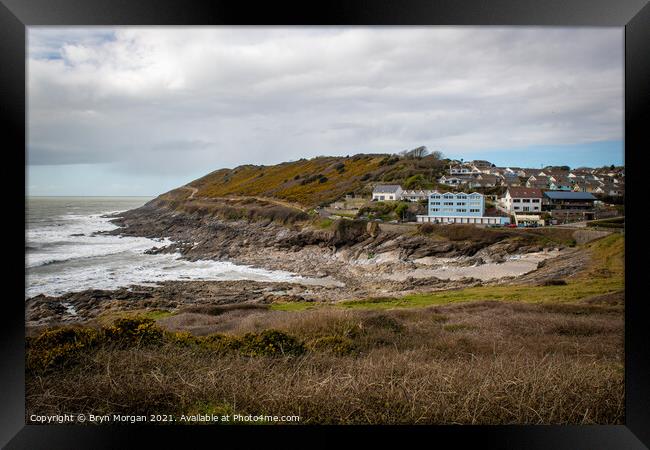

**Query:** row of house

left=372, top=183, right=600, bottom=226
left=415, top=187, right=598, bottom=226
left=371, top=185, right=435, bottom=202
left=440, top=161, right=624, bottom=196
left=498, top=187, right=597, bottom=224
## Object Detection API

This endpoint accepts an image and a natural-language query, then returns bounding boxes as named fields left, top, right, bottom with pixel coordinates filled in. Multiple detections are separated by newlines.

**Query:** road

left=555, top=216, right=624, bottom=229
left=179, top=186, right=307, bottom=212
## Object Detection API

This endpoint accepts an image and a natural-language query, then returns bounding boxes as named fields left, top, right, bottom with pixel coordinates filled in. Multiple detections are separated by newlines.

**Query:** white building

left=372, top=185, right=403, bottom=201
left=401, top=190, right=433, bottom=202
left=439, top=175, right=472, bottom=186
left=499, top=187, right=543, bottom=214
left=417, top=191, right=510, bottom=225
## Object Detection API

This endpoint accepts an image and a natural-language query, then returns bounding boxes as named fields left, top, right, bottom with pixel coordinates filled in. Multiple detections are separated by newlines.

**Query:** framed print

left=2, top=0, right=649, bottom=448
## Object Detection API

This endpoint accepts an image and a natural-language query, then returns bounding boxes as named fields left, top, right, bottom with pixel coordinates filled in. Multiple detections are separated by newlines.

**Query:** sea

left=25, top=197, right=303, bottom=298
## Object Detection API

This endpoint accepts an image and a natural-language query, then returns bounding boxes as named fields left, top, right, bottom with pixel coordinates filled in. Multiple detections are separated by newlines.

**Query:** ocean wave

left=26, top=203, right=302, bottom=298
left=26, top=252, right=302, bottom=298
left=26, top=212, right=172, bottom=268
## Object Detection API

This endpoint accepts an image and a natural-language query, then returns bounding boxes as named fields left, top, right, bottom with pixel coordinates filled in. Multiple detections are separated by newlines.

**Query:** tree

left=400, top=146, right=429, bottom=159
left=395, top=203, right=409, bottom=221
left=430, top=150, right=443, bottom=161
left=404, top=174, right=428, bottom=189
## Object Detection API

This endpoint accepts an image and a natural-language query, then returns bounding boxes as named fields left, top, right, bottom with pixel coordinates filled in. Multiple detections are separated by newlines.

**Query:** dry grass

left=26, top=301, right=623, bottom=425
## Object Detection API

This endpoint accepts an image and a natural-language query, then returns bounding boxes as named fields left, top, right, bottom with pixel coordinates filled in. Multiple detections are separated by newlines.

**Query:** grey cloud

left=27, top=27, right=623, bottom=177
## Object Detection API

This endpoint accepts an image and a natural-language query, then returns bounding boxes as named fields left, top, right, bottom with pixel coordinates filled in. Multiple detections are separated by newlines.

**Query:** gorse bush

left=239, top=330, right=306, bottom=357
left=164, top=331, right=201, bottom=347
left=309, top=336, right=356, bottom=356
left=26, top=320, right=311, bottom=376
left=103, top=317, right=164, bottom=347
left=26, top=327, right=101, bottom=372
left=199, top=334, right=243, bottom=354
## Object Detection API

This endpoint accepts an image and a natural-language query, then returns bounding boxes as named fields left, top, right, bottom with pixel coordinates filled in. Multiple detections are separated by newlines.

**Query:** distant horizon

left=26, top=195, right=155, bottom=198
left=26, top=152, right=623, bottom=197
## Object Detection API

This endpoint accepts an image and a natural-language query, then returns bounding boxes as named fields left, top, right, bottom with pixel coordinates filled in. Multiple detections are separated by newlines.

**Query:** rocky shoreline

left=25, top=195, right=591, bottom=328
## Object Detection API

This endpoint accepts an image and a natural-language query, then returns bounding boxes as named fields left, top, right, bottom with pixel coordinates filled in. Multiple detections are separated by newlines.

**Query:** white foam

left=26, top=212, right=171, bottom=268
left=27, top=251, right=303, bottom=298
left=26, top=210, right=305, bottom=297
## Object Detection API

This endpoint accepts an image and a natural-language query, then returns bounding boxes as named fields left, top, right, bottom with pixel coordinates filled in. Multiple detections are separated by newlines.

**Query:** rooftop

left=373, top=185, right=402, bottom=193
left=544, top=191, right=596, bottom=200
left=506, top=187, right=543, bottom=198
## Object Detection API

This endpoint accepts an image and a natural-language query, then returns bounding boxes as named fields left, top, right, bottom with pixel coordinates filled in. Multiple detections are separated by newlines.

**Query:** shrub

left=103, top=317, right=164, bottom=348
left=394, top=203, right=409, bottom=220
left=542, top=279, right=568, bottom=286
left=200, top=334, right=243, bottom=353
left=165, top=331, right=201, bottom=347
left=404, top=174, right=429, bottom=189
left=309, top=336, right=356, bottom=356
left=239, top=330, right=305, bottom=357
left=27, top=327, right=101, bottom=372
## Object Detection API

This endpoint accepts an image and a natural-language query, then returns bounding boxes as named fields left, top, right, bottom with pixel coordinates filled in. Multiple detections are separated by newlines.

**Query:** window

left=457, top=195, right=467, bottom=199
left=432, top=195, right=441, bottom=199
left=433, top=202, right=440, bottom=205
left=470, top=208, right=480, bottom=213
left=456, top=202, right=466, bottom=206
left=513, top=199, right=521, bottom=203
left=523, top=207, right=530, bottom=211
left=457, top=209, right=467, bottom=212
left=444, top=202, right=454, bottom=206
left=522, top=199, right=530, bottom=203
left=532, top=199, right=540, bottom=203
left=432, top=208, right=439, bottom=212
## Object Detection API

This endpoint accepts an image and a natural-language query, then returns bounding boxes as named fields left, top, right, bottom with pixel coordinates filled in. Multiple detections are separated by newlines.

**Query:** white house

left=499, top=187, right=543, bottom=214
left=401, top=190, right=433, bottom=202
left=372, top=185, right=403, bottom=201
left=471, top=160, right=495, bottom=173
left=439, top=175, right=473, bottom=186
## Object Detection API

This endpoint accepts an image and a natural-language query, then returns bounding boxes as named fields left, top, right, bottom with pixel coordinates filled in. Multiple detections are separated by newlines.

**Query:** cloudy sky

left=27, top=27, right=623, bottom=196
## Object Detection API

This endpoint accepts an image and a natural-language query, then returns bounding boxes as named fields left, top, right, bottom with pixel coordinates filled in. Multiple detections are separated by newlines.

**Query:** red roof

left=506, top=187, right=543, bottom=198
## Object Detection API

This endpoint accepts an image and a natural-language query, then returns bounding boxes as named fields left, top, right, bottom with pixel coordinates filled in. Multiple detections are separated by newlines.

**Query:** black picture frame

left=2, top=0, right=648, bottom=448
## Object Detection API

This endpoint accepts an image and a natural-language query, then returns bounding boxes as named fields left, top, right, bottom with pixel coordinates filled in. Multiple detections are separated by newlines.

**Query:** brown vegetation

left=186, top=153, right=447, bottom=207
left=26, top=300, right=623, bottom=424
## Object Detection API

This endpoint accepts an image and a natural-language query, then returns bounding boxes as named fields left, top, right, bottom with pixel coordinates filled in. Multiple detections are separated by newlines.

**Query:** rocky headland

left=25, top=187, right=600, bottom=329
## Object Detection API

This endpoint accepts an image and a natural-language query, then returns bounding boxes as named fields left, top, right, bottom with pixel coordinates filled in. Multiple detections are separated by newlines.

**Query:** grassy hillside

left=188, top=153, right=449, bottom=207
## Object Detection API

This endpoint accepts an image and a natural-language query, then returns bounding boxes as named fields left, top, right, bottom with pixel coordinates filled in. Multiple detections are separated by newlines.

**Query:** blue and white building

left=416, top=191, right=510, bottom=225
